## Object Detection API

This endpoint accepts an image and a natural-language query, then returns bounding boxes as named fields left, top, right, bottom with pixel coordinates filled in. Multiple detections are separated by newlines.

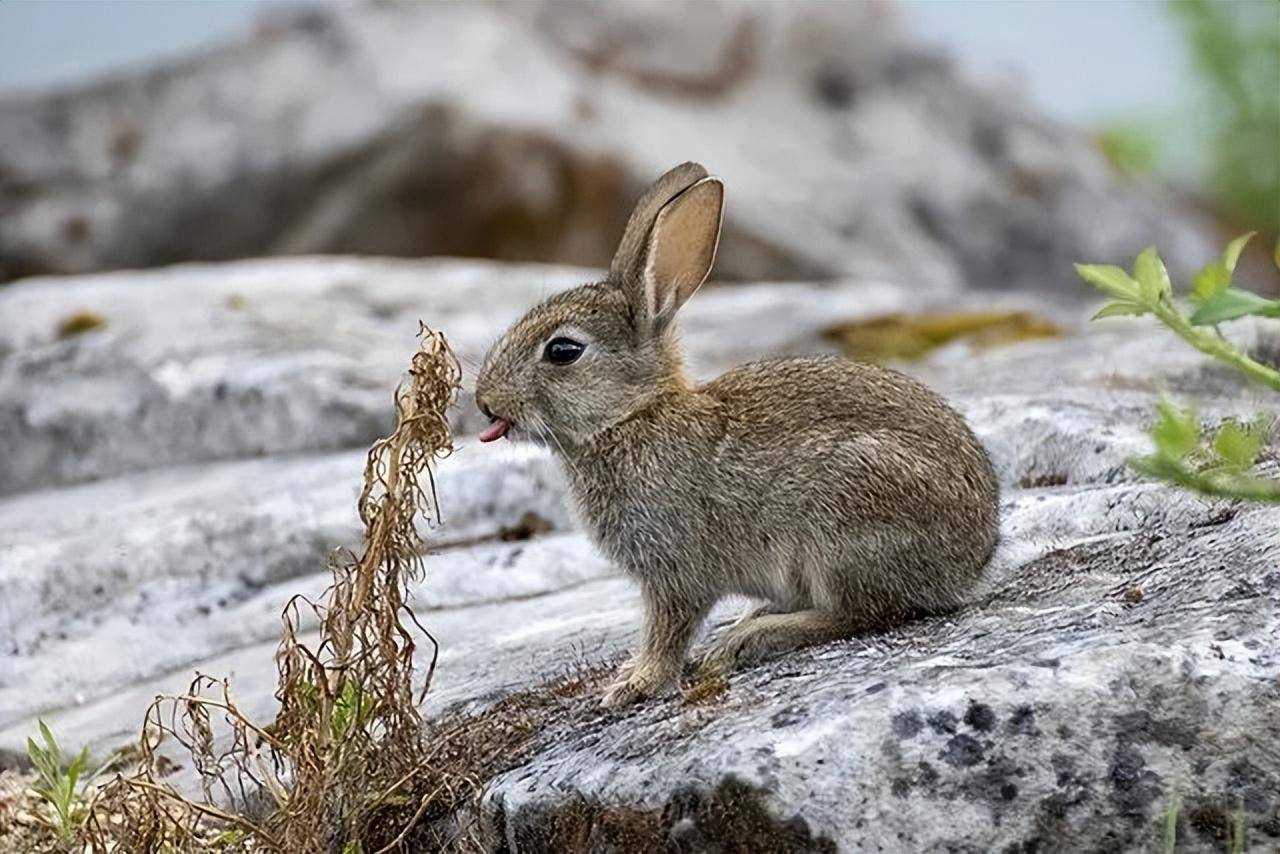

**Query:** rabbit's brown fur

left=476, top=163, right=999, bottom=707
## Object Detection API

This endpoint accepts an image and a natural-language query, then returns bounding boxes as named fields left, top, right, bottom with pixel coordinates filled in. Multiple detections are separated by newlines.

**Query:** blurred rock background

left=4, top=0, right=1265, bottom=288
left=1, top=1, right=1277, bottom=850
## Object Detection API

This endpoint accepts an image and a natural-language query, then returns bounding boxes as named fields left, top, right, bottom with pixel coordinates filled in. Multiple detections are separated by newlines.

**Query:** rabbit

left=474, top=162, right=1000, bottom=708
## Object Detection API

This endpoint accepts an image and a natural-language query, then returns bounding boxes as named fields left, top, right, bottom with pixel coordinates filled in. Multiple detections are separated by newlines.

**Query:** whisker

left=535, top=415, right=585, bottom=485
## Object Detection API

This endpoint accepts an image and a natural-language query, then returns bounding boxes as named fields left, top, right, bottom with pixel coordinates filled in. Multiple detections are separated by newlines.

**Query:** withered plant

left=84, top=325, right=462, bottom=852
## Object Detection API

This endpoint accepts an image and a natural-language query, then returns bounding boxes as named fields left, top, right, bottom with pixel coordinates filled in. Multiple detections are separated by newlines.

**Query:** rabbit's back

left=696, top=355, right=999, bottom=616
left=704, top=356, right=997, bottom=530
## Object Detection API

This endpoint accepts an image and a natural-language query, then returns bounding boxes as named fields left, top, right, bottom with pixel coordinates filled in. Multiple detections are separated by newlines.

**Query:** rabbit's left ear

left=639, top=176, right=724, bottom=325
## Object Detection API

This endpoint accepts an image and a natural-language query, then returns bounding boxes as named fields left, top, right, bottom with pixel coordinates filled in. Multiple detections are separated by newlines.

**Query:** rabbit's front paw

left=599, top=660, right=676, bottom=708
left=600, top=677, right=647, bottom=709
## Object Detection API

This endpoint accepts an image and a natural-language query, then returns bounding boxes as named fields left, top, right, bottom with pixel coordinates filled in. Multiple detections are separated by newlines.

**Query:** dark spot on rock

left=366, top=301, right=401, bottom=320
left=811, top=67, right=857, bottom=109
left=1040, top=793, right=1070, bottom=821
left=1031, top=658, right=1059, bottom=669
left=499, top=511, right=555, bottom=542
left=1226, top=757, right=1277, bottom=812
left=771, top=705, right=807, bottom=728
left=909, top=195, right=950, bottom=244
left=1258, top=812, right=1280, bottom=837
left=500, top=775, right=837, bottom=853
left=940, top=734, right=985, bottom=768
left=891, top=709, right=923, bottom=739
left=108, top=124, right=141, bottom=165
left=1114, top=711, right=1196, bottom=749
left=1001, top=841, right=1042, bottom=854
left=1187, top=800, right=1233, bottom=843
left=1000, top=783, right=1018, bottom=801
left=1018, top=471, right=1068, bottom=489
left=883, top=48, right=951, bottom=86
left=927, top=710, right=958, bottom=735
left=963, top=702, right=996, bottom=733
left=1189, top=505, right=1238, bottom=528
left=572, top=94, right=598, bottom=122
left=1108, top=744, right=1161, bottom=820
left=971, top=121, right=1006, bottom=161
left=864, top=682, right=886, bottom=695
left=1006, top=705, right=1037, bottom=736
left=61, top=214, right=90, bottom=244
left=890, top=761, right=939, bottom=800
left=1050, top=753, right=1078, bottom=788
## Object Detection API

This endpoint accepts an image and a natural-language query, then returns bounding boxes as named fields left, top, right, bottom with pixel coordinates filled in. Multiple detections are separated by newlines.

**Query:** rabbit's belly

left=724, top=550, right=813, bottom=608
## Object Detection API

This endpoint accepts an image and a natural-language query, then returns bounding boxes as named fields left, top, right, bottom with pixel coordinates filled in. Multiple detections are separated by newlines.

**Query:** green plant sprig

left=1078, top=233, right=1279, bottom=503
left=26, top=720, right=91, bottom=842
left=1077, top=233, right=1280, bottom=393
left=1133, top=400, right=1278, bottom=502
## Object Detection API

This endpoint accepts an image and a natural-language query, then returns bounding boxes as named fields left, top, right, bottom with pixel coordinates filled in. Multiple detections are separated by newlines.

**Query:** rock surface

left=1, top=256, right=1277, bottom=850
left=0, top=0, right=1213, bottom=292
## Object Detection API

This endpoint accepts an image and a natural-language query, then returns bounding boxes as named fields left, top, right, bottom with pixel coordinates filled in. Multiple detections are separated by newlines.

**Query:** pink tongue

left=479, top=419, right=510, bottom=443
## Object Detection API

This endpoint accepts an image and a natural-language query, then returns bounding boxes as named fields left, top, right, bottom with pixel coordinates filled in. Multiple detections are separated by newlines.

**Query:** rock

left=1, top=255, right=1261, bottom=497
left=0, top=256, right=1022, bottom=496
left=0, top=443, right=582, bottom=728
left=0, top=258, right=1275, bottom=849
left=0, top=1, right=1213, bottom=290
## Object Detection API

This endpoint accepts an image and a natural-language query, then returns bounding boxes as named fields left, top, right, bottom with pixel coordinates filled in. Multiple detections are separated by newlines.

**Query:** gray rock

left=1, top=255, right=1064, bottom=495
left=0, top=1, right=1213, bottom=290
left=0, top=442, right=579, bottom=729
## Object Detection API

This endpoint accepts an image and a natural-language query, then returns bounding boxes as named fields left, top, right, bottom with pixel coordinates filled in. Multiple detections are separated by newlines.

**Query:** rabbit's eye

left=544, top=337, right=586, bottom=365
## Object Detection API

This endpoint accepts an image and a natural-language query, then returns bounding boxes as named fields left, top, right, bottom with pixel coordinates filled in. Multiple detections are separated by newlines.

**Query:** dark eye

left=543, top=337, right=586, bottom=365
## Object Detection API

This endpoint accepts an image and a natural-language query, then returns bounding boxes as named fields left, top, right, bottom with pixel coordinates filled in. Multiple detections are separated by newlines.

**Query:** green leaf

left=1075, top=264, right=1140, bottom=300
left=1092, top=300, right=1149, bottom=320
left=1221, top=231, right=1255, bottom=274
left=1134, top=246, right=1172, bottom=302
left=1190, top=263, right=1230, bottom=304
left=1190, top=287, right=1280, bottom=325
left=39, top=720, right=58, bottom=756
left=1152, top=399, right=1200, bottom=460
left=214, top=830, right=247, bottom=847
left=1214, top=420, right=1266, bottom=470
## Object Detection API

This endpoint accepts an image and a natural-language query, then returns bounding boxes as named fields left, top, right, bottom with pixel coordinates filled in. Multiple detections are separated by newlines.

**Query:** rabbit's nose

left=476, top=394, right=494, bottom=421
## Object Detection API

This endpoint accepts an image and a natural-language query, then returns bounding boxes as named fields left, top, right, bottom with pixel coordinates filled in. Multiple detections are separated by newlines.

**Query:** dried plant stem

left=84, top=325, right=462, bottom=852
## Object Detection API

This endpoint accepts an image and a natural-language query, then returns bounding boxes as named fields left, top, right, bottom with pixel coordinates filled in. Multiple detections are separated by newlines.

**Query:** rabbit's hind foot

left=695, top=609, right=858, bottom=678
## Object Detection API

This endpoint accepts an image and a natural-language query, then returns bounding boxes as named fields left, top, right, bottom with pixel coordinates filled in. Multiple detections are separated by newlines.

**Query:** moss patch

left=500, top=776, right=836, bottom=854
left=825, top=309, right=1063, bottom=362
left=55, top=310, right=108, bottom=339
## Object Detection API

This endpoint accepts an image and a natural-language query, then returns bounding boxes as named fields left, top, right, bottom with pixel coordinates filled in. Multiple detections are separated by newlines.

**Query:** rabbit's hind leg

left=695, top=609, right=857, bottom=677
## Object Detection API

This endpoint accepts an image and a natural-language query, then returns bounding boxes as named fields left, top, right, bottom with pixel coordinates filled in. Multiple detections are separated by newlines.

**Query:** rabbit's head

left=475, top=162, right=724, bottom=448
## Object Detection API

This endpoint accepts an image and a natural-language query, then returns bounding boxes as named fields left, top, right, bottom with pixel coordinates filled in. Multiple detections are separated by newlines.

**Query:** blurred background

left=0, top=0, right=1276, bottom=288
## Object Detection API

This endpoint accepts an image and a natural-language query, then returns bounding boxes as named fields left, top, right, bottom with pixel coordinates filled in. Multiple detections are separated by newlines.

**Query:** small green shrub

left=1078, top=233, right=1279, bottom=502
left=26, top=720, right=90, bottom=841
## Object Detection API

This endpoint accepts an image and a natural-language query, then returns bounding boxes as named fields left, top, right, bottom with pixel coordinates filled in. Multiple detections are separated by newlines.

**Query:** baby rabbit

left=475, top=163, right=999, bottom=708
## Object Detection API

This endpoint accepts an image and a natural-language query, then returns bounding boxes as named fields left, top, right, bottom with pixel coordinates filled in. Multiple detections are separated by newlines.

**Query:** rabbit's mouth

left=479, top=417, right=511, bottom=442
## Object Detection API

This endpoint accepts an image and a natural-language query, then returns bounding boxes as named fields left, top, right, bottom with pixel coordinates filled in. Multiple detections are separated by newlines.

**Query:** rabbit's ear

left=611, top=164, right=723, bottom=329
